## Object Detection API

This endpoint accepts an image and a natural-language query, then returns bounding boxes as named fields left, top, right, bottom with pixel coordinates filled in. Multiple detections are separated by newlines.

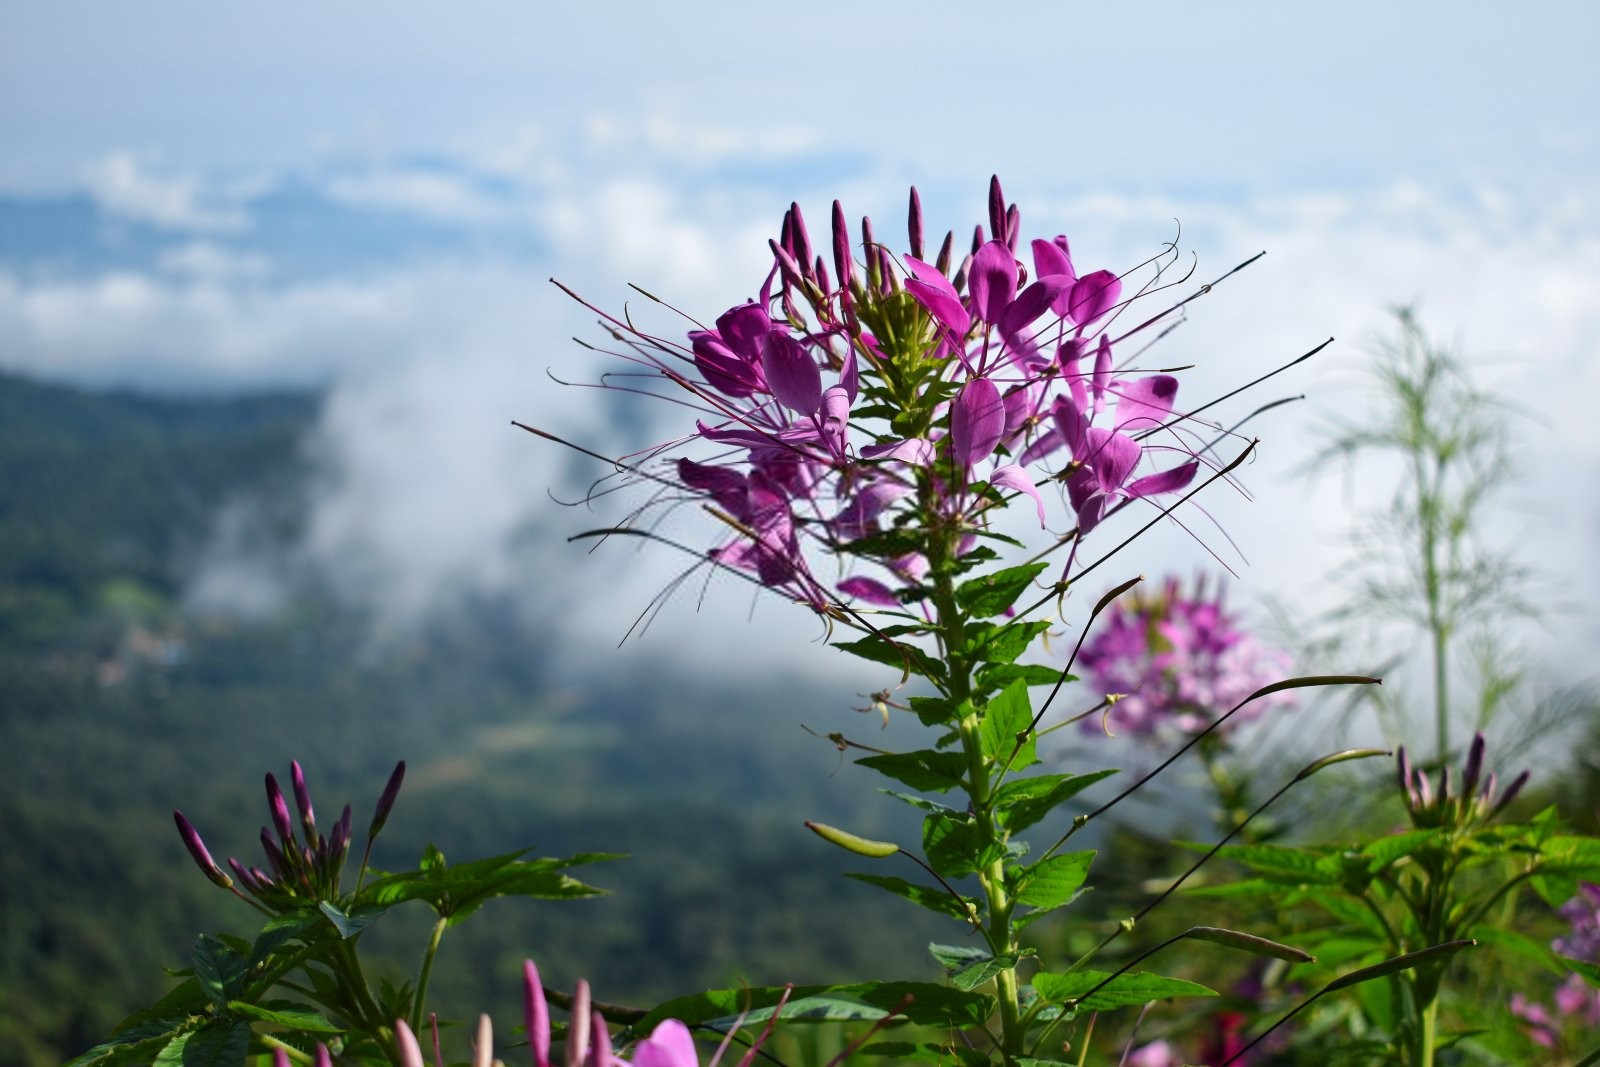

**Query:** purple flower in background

left=1508, top=882, right=1600, bottom=1050
left=1078, top=576, right=1292, bottom=739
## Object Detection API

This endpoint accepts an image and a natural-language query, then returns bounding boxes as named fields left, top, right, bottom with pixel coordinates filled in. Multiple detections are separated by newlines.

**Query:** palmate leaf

left=978, top=680, right=1036, bottom=770
left=626, top=981, right=993, bottom=1035
left=359, top=847, right=615, bottom=924
left=193, top=935, right=249, bottom=1008
left=962, top=620, right=1051, bottom=665
left=63, top=1022, right=198, bottom=1067
left=1031, top=969, right=1216, bottom=1011
left=993, top=771, right=1117, bottom=833
left=955, top=562, right=1049, bottom=618
left=856, top=749, right=968, bottom=792
left=1362, top=828, right=1447, bottom=871
left=227, top=1000, right=343, bottom=1034
left=1014, top=851, right=1096, bottom=909
left=833, top=634, right=946, bottom=682
left=847, top=874, right=976, bottom=922
left=152, top=1020, right=251, bottom=1067
left=923, top=811, right=1004, bottom=878
left=973, top=663, right=1068, bottom=698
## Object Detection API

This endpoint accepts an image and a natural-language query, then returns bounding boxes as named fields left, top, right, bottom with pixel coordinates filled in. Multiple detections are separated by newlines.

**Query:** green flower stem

left=331, top=938, right=389, bottom=1050
left=411, top=915, right=449, bottom=1035
left=259, top=1034, right=314, bottom=1064
left=930, top=524, right=1024, bottom=1062
left=1418, top=997, right=1438, bottom=1067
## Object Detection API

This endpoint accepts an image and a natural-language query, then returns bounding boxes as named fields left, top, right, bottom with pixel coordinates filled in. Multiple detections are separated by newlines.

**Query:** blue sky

left=4, top=2, right=1598, bottom=726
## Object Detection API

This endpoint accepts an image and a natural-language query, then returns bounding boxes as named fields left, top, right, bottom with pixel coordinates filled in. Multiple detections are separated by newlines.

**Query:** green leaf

left=226, top=1000, right=344, bottom=1033
left=1363, top=829, right=1446, bottom=870
left=630, top=982, right=992, bottom=1033
left=978, top=679, right=1036, bottom=769
left=63, top=1025, right=196, bottom=1067
left=1561, top=955, right=1600, bottom=987
left=317, top=900, right=383, bottom=939
left=152, top=1021, right=251, bottom=1067
left=360, top=851, right=609, bottom=923
left=1209, top=842, right=1339, bottom=885
left=922, top=811, right=1003, bottom=878
left=1014, top=851, right=1096, bottom=909
left=109, top=978, right=209, bottom=1037
left=855, top=749, right=968, bottom=792
left=963, top=620, right=1051, bottom=665
left=834, top=635, right=944, bottom=682
left=1031, top=969, right=1217, bottom=1010
left=846, top=874, right=976, bottom=922
left=950, top=954, right=1023, bottom=992
left=974, top=663, right=1069, bottom=695
left=878, top=789, right=961, bottom=815
left=907, top=696, right=956, bottom=726
left=192, top=935, right=247, bottom=1008
left=928, top=943, right=990, bottom=973
left=993, top=770, right=1117, bottom=833
left=956, top=562, right=1048, bottom=618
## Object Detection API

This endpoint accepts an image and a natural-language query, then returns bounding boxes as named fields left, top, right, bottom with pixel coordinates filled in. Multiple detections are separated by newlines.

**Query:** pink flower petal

left=1126, top=461, right=1199, bottom=498
left=1113, top=374, right=1179, bottom=434
left=760, top=333, right=823, bottom=414
left=992, top=464, right=1046, bottom=526
left=1069, top=270, right=1122, bottom=326
left=950, top=378, right=1005, bottom=468
left=631, top=1020, right=700, bottom=1067
left=838, top=576, right=901, bottom=606
left=968, top=240, right=1018, bottom=324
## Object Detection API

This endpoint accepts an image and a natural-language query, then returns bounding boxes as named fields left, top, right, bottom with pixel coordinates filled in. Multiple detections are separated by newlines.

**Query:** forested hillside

left=0, top=372, right=944, bottom=1066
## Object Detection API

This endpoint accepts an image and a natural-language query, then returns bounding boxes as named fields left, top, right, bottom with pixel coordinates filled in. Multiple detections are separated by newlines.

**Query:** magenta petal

left=950, top=378, right=1005, bottom=468
left=991, top=464, right=1046, bottom=526
left=1069, top=270, right=1122, bottom=326
left=689, top=332, right=760, bottom=398
left=1091, top=334, right=1113, bottom=411
left=677, top=459, right=748, bottom=516
left=904, top=262, right=970, bottom=338
left=1126, top=461, right=1199, bottom=498
left=631, top=1020, right=699, bottom=1067
left=1086, top=427, right=1142, bottom=490
left=821, top=385, right=851, bottom=450
left=999, top=277, right=1070, bottom=338
left=715, top=303, right=771, bottom=361
left=861, top=437, right=934, bottom=466
left=760, top=333, right=823, bottom=414
left=840, top=346, right=859, bottom=402
left=1112, top=375, right=1179, bottom=434
left=968, top=241, right=1018, bottom=324
left=1052, top=395, right=1088, bottom=458
left=838, top=576, right=901, bottom=606
left=1002, top=384, right=1038, bottom=436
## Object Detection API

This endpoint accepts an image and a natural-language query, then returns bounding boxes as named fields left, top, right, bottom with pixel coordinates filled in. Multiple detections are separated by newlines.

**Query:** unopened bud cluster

left=173, top=759, right=405, bottom=909
left=1395, top=733, right=1527, bottom=830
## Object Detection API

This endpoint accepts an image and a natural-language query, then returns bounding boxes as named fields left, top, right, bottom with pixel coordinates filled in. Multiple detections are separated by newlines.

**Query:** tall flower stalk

left=531, top=177, right=1396, bottom=1063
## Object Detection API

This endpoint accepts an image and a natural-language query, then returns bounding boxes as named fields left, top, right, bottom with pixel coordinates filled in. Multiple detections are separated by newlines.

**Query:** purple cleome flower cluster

left=1511, top=881, right=1600, bottom=1049
left=174, top=759, right=405, bottom=909
left=1076, top=576, right=1293, bottom=739
left=555, top=177, right=1216, bottom=616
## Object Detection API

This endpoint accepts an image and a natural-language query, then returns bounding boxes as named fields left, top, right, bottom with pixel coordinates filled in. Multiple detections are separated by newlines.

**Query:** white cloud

left=82, top=152, right=250, bottom=232
left=324, top=169, right=510, bottom=224
left=156, top=241, right=272, bottom=281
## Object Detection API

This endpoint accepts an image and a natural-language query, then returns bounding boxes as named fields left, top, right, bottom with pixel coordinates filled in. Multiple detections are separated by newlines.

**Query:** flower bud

left=1438, top=764, right=1452, bottom=803
left=907, top=186, right=925, bottom=260
left=368, top=760, right=406, bottom=840
left=767, top=239, right=805, bottom=294
left=1396, top=746, right=1413, bottom=805
left=1005, top=204, right=1020, bottom=252
left=273, top=1046, right=294, bottom=1067
left=587, top=1008, right=611, bottom=1067
left=265, top=773, right=296, bottom=851
left=472, top=1014, right=492, bottom=1067
left=566, top=979, right=591, bottom=1067
left=524, top=960, right=552, bottom=1067
left=827, top=204, right=853, bottom=295
left=789, top=202, right=813, bottom=277
left=173, top=811, right=232, bottom=889
left=935, top=230, right=954, bottom=275
left=814, top=256, right=831, bottom=297
left=1461, top=732, right=1486, bottom=799
left=970, top=223, right=983, bottom=256
left=395, top=1020, right=425, bottom=1067
left=291, top=760, right=319, bottom=847
left=315, top=1044, right=334, bottom=1067
left=987, top=175, right=1005, bottom=242
left=1491, top=769, right=1530, bottom=818
left=329, top=803, right=352, bottom=860
left=261, top=827, right=292, bottom=878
